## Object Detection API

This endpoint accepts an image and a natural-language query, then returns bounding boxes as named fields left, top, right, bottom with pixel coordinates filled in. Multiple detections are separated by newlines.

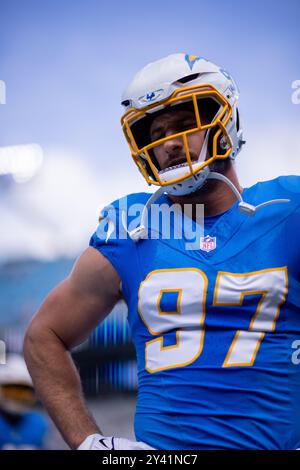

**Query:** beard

left=167, top=158, right=233, bottom=208
left=184, top=158, right=232, bottom=198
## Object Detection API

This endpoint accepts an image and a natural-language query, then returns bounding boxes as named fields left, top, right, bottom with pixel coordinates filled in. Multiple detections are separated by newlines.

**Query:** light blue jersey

left=90, top=176, right=300, bottom=450
left=0, top=411, right=48, bottom=450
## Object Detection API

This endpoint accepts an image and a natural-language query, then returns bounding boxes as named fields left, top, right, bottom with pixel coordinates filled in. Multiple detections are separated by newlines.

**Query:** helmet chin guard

left=158, top=164, right=211, bottom=196
left=157, top=127, right=211, bottom=196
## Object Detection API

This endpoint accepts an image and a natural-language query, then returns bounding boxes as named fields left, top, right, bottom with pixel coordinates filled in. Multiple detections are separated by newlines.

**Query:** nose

left=163, top=130, right=183, bottom=155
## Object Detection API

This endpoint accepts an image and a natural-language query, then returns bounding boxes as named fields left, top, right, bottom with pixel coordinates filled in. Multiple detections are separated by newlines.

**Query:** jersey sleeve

left=88, top=193, right=151, bottom=298
left=279, top=176, right=300, bottom=281
left=278, top=175, right=300, bottom=196
left=278, top=175, right=300, bottom=236
left=89, top=202, right=130, bottom=277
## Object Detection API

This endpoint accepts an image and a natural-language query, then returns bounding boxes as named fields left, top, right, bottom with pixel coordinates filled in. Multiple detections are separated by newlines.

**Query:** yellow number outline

left=213, top=267, right=289, bottom=367
left=157, top=288, right=182, bottom=315
left=138, top=266, right=288, bottom=372
left=138, top=268, right=208, bottom=373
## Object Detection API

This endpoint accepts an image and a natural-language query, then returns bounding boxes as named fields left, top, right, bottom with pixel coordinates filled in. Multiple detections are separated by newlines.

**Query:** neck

left=168, top=164, right=243, bottom=217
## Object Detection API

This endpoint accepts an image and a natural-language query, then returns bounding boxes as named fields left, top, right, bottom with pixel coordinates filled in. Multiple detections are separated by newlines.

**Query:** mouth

left=169, top=158, right=187, bottom=166
left=164, top=156, right=198, bottom=171
left=160, top=161, right=190, bottom=174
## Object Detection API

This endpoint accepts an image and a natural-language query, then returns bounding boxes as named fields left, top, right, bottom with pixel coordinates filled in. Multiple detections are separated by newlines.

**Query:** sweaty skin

left=24, top=108, right=242, bottom=449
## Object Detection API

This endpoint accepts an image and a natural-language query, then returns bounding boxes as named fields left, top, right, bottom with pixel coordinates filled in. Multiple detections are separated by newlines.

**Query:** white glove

left=77, top=433, right=154, bottom=450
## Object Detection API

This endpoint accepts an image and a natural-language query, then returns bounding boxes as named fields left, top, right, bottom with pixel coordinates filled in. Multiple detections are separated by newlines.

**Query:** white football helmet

left=121, top=53, right=245, bottom=196
left=0, top=354, right=35, bottom=414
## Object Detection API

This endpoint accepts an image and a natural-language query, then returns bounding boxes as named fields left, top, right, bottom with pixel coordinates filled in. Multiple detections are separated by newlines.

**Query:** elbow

left=23, top=318, right=54, bottom=367
left=23, top=318, right=68, bottom=369
left=23, top=320, right=41, bottom=364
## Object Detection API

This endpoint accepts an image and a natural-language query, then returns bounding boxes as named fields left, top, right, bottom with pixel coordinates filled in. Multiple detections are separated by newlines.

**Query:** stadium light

left=0, top=144, right=43, bottom=183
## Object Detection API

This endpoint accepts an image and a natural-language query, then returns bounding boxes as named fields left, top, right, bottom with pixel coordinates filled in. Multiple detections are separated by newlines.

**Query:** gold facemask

left=121, top=84, right=233, bottom=187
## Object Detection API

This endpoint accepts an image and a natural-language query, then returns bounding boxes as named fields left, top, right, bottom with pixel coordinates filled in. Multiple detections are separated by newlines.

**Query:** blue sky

left=1, top=0, right=299, bottom=153
left=0, top=0, right=299, bottom=260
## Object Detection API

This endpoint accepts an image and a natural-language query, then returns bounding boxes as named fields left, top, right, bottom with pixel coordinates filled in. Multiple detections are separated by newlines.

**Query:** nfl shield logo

left=200, top=235, right=217, bottom=252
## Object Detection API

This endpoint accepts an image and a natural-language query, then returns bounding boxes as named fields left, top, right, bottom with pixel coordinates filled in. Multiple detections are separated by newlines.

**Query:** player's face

left=149, top=109, right=207, bottom=171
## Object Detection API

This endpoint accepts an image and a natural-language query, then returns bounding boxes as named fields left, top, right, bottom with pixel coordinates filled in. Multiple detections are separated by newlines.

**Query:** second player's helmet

left=0, top=354, right=35, bottom=415
left=121, top=53, right=245, bottom=195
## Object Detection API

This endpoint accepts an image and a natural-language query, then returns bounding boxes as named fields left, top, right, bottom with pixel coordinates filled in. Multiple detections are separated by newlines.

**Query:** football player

left=0, top=354, right=48, bottom=450
left=24, top=53, right=300, bottom=450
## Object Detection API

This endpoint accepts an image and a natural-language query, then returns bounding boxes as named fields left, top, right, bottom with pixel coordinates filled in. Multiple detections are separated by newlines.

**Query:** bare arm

left=23, top=247, right=121, bottom=449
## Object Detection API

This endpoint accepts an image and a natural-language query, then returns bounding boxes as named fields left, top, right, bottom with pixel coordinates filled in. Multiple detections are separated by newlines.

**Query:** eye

left=180, top=120, right=197, bottom=131
left=151, top=128, right=164, bottom=141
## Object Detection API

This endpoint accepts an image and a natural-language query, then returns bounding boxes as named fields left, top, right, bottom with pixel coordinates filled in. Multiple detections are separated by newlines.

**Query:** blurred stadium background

left=0, top=0, right=299, bottom=449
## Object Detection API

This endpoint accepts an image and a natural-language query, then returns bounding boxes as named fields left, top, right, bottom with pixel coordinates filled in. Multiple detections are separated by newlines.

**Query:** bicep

left=28, top=247, right=121, bottom=348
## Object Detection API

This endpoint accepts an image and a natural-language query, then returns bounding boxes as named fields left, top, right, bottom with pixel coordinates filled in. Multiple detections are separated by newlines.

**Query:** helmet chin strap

left=124, top=172, right=291, bottom=241
left=207, top=171, right=290, bottom=215
left=124, top=171, right=290, bottom=242
left=121, top=186, right=165, bottom=241
left=125, top=129, right=290, bottom=240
